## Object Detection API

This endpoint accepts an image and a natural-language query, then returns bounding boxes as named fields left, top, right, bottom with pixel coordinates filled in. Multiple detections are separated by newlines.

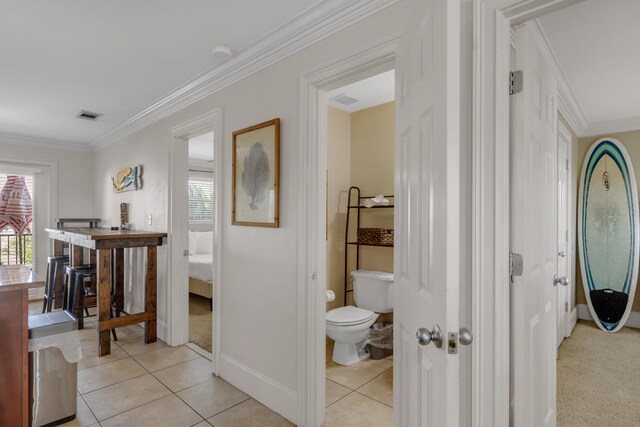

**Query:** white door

left=393, top=0, right=462, bottom=425
left=511, top=23, right=558, bottom=427
left=556, top=131, right=569, bottom=347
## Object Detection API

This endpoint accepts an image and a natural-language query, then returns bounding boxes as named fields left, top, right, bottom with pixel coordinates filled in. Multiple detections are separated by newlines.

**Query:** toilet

left=326, top=270, right=393, bottom=366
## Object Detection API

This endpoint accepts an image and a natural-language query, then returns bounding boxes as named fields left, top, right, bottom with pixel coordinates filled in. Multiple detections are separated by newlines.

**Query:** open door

left=556, top=128, right=569, bottom=347
left=393, top=0, right=462, bottom=425
left=510, top=23, right=558, bottom=426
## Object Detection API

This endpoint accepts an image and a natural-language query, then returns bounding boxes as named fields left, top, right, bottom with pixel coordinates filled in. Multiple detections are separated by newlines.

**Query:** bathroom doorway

left=323, top=70, right=395, bottom=425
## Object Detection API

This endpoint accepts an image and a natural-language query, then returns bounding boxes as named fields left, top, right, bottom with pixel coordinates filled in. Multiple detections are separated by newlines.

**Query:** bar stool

left=65, top=265, right=117, bottom=341
left=42, top=256, right=69, bottom=313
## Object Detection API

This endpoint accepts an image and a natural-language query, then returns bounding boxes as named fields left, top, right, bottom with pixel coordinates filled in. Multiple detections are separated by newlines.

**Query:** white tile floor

left=29, top=302, right=292, bottom=427
left=323, top=341, right=393, bottom=427
left=30, top=302, right=394, bottom=426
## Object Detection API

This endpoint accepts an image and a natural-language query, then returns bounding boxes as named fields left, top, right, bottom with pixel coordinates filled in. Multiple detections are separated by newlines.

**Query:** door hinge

left=566, top=158, right=570, bottom=170
left=510, top=252, right=524, bottom=278
left=509, top=70, right=523, bottom=95
left=566, top=230, right=569, bottom=242
left=565, top=301, right=569, bottom=312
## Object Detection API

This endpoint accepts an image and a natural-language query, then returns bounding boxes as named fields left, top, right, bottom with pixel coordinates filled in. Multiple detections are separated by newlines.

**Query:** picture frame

left=111, top=164, right=143, bottom=193
left=232, top=118, right=280, bottom=227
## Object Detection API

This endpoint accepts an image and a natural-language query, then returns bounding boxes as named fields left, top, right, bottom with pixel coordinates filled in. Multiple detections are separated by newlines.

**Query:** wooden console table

left=45, top=228, right=167, bottom=357
left=0, top=265, right=44, bottom=427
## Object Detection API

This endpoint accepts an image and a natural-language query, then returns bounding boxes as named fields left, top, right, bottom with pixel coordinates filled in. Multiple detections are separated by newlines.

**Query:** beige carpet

left=557, top=320, right=640, bottom=427
left=188, top=293, right=212, bottom=353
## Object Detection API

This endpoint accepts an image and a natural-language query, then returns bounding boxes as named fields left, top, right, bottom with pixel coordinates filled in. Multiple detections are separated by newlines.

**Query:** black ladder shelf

left=343, top=186, right=394, bottom=305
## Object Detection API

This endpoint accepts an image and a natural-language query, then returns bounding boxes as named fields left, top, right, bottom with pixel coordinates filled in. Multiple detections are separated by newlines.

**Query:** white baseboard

left=577, top=304, right=640, bottom=328
left=568, top=307, right=577, bottom=336
left=219, top=353, right=298, bottom=424
left=157, top=320, right=168, bottom=343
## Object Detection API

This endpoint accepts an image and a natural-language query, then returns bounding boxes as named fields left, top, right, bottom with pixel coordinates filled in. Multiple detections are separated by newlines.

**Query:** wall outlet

left=147, top=214, right=152, bottom=226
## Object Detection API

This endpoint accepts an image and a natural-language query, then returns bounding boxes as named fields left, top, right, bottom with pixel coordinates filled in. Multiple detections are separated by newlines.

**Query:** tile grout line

left=324, top=361, right=392, bottom=410
left=96, top=393, right=180, bottom=424
left=173, top=379, right=252, bottom=421
left=325, top=390, right=355, bottom=409
left=79, top=357, right=148, bottom=395
left=78, top=393, right=101, bottom=425
left=353, top=390, right=393, bottom=409
left=202, top=395, right=253, bottom=422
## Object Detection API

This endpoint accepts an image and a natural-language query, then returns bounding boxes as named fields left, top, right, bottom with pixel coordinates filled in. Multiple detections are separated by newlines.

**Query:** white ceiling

left=539, top=0, right=640, bottom=126
left=327, top=70, right=395, bottom=113
left=0, top=0, right=321, bottom=146
left=188, top=132, right=214, bottom=162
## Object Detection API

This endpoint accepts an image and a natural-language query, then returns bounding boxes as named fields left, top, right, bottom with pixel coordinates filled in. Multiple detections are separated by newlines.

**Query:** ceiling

left=539, top=0, right=640, bottom=128
left=189, top=132, right=214, bottom=162
left=327, top=70, right=395, bottom=113
left=0, top=0, right=321, bottom=147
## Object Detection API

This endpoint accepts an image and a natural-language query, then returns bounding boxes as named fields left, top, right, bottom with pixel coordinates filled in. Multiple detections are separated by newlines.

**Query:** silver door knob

left=554, top=275, right=569, bottom=287
left=183, top=249, right=190, bottom=256
left=558, top=251, right=566, bottom=257
left=459, top=327, right=473, bottom=345
left=416, top=325, right=443, bottom=348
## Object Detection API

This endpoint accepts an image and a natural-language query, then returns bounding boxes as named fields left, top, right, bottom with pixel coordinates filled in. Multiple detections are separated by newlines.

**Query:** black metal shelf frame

left=343, top=186, right=394, bottom=305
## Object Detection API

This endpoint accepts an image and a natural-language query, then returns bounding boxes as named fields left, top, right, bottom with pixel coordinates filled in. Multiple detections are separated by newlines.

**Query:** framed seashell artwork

left=111, top=164, right=143, bottom=193
left=232, top=118, right=280, bottom=227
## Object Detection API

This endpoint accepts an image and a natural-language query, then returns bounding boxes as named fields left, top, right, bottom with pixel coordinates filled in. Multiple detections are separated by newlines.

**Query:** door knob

left=558, top=251, right=566, bottom=257
left=416, top=325, right=443, bottom=348
left=554, top=275, right=569, bottom=287
left=459, top=327, right=473, bottom=346
left=183, top=249, right=190, bottom=256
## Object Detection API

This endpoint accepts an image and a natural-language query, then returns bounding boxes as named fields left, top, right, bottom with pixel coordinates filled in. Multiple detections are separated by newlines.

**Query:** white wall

left=92, top=2, right=413, bottom=423
left=0, top=138, right=94, bottom=285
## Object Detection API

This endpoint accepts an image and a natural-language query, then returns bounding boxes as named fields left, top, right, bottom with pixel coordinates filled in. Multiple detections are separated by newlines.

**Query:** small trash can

left=368, top=322, right=393, bottom=360
left=28, top=311, right=82, bottom=427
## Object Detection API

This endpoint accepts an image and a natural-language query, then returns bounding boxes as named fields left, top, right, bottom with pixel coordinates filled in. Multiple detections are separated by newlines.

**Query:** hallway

left=557, top=320, right=640, bottom=426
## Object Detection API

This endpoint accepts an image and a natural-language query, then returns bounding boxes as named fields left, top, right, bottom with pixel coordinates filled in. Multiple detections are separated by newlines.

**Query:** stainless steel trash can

left=28, top=311, right=79, bottom=427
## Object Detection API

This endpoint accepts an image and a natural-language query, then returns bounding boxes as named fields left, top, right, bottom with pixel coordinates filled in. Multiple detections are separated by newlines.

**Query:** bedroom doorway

left=168, top=109, right=222, bottom=373
left=187, top=132, right=215, bottom=356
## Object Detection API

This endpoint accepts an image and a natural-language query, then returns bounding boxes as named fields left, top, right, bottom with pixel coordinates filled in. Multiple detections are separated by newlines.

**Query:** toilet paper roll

left=326, top=290, right=336, bottom=303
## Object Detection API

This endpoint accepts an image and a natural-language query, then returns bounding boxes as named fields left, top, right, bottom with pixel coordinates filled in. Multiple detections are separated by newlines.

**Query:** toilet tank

left=351, top=270, right=394, bottom=313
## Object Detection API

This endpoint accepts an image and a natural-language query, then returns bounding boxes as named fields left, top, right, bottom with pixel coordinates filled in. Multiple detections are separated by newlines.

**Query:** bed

left=189, top=231, right=214, bottom=309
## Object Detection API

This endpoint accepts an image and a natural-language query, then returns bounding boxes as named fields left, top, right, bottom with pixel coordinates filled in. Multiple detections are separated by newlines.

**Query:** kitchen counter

left=0, top=265, right=44, bottom=427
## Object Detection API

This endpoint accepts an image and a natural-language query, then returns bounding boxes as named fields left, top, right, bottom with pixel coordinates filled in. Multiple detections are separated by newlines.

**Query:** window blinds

left=188, top=178, right=214, bottom=221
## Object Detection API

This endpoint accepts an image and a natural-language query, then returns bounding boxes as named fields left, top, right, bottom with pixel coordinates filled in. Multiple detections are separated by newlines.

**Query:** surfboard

left=578, top=138, right=639, bottom=332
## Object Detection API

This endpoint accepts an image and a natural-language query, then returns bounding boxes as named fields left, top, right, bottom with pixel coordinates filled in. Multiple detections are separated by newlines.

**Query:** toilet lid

left=326, top=306, right=376, bottom=326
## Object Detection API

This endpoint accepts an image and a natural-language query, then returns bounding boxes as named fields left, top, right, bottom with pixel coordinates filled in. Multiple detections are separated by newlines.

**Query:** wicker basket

left=357, top=228, right=394, bottom=246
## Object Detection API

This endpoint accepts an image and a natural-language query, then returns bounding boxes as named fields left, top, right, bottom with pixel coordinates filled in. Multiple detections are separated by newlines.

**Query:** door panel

left=394, top=0, right=460, bottom=425
left=511, top=23, right=558, bottom=427
left=557, top=135, right=569, bottom=347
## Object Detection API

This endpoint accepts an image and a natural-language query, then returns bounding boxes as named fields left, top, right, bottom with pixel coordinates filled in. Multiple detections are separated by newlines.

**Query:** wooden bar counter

left=0, top=265, right=44, bottom=427
left=45, top=227, right=167, bottom=357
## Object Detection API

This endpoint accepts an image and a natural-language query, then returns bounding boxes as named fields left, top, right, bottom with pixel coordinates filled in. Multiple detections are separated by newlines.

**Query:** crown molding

left=531, top=19, right=588, bottom=136
left=582, top=115, right=640, bottom=137
left=89, top=0, right=399, bottom=152
left=0, top=132, right=91, bottom=152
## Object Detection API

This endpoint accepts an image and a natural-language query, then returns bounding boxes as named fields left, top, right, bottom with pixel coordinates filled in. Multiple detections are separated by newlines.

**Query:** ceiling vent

left=76, top=110, right=103, bottom=121
left=330, top=93, right=359, bottom=105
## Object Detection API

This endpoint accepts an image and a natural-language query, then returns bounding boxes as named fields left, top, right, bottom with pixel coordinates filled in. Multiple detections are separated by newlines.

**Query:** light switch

left=147, top=214, right=152, bottom=226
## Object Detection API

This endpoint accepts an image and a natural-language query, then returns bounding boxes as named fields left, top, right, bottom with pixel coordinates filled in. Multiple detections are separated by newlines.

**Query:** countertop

left=0, top=265, right=44, bottom=293
left=45, top=227, right=167, bottom=240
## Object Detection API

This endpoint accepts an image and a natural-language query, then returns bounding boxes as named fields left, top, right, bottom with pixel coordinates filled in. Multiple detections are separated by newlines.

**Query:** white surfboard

left=578, top=138, right=639, bottom=332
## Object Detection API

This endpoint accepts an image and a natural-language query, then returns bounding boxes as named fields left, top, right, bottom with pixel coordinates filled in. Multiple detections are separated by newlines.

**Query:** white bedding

left=189, top=254, right=213, bottom=282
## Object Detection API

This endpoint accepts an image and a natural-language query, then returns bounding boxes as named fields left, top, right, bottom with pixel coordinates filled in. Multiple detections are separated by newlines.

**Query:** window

left=0, top=174, right=34, bottom=266
left=188, top=178, right=214, bottom=222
